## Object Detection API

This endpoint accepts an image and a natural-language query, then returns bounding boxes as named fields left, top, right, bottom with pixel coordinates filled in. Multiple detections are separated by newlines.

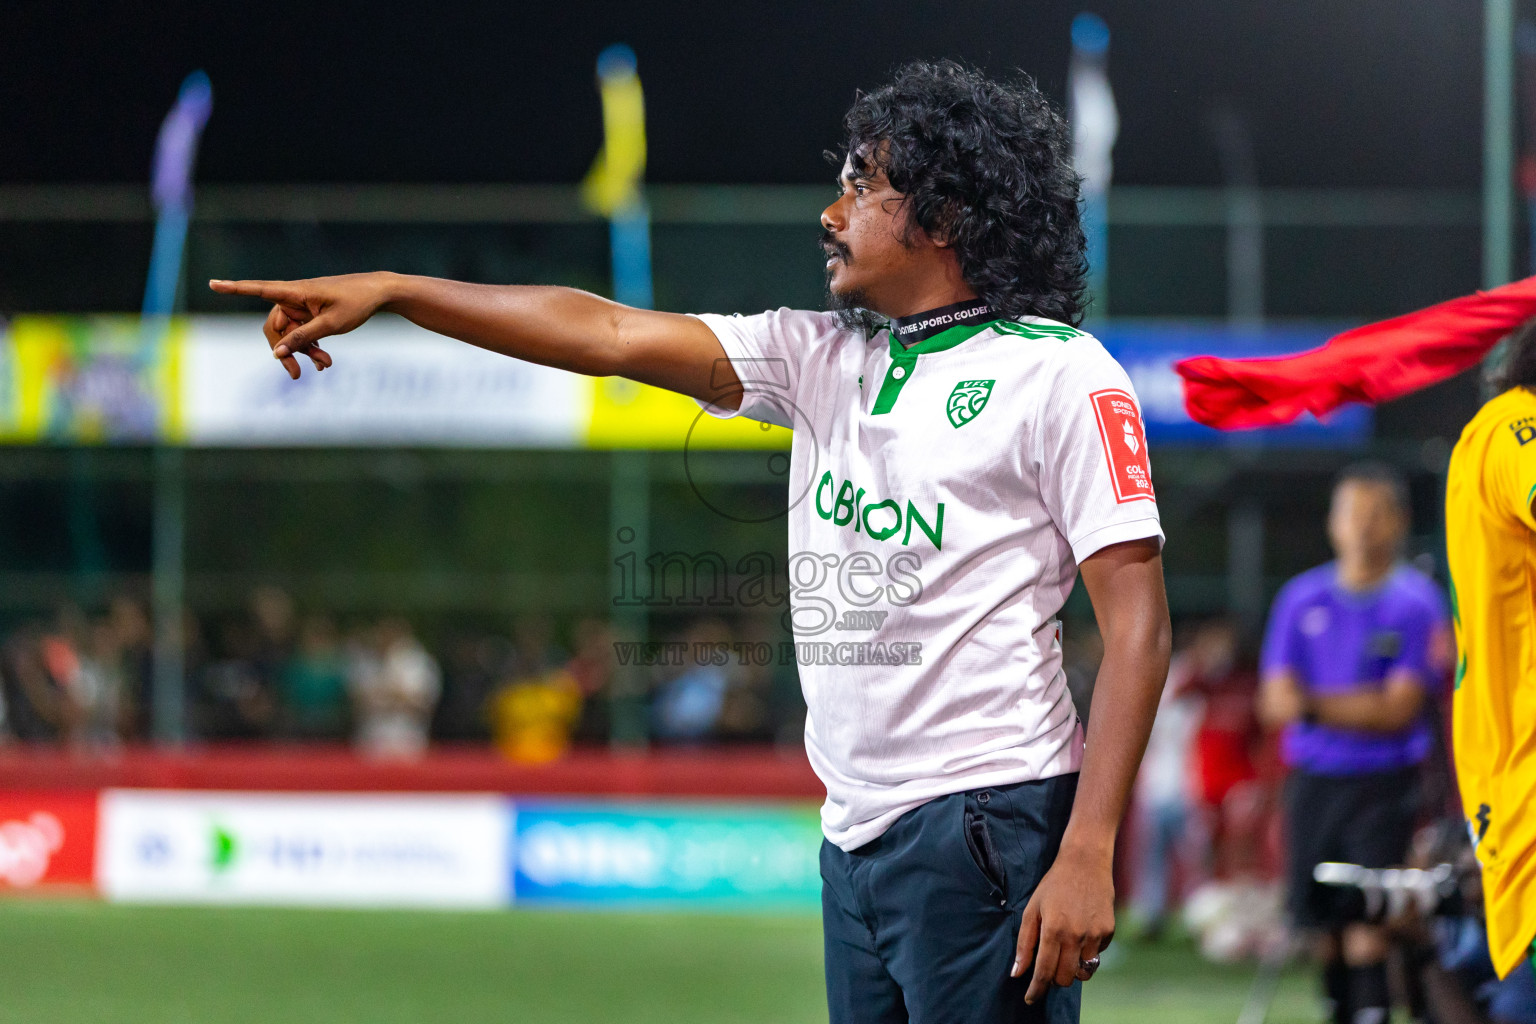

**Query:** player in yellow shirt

left=1445, top=327, right=1536, bottom=980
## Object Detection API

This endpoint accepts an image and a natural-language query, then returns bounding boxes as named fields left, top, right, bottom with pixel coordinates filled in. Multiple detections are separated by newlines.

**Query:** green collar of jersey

left=889, top=319, right=1001, bottom=358
left=870, top=319, right=1002, bottom=415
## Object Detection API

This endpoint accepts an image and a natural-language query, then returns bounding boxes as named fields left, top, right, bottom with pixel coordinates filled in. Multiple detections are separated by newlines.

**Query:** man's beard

left=826, top=281, right=883, bottom=333
left=820, top=231, right=884, bottom=335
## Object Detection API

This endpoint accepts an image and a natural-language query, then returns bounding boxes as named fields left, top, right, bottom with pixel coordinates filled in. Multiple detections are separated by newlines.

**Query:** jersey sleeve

left=1260, top=580, right=1305, bottom=678
left=689, top=308, right=836, bottom=428
left=1488, top=413, right=1536, bottom=530
left=1036, top=339, right=1165, bottom=564
left=1386, top=577, right=1452, bottom=686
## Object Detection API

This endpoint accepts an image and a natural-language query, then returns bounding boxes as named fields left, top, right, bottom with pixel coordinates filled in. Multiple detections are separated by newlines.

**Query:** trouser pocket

left=963, top=799, right=1008, bottom=900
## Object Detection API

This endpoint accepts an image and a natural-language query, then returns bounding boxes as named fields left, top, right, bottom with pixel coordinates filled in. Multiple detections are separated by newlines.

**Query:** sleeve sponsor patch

left=1090, top=388, right=1155, bottom=503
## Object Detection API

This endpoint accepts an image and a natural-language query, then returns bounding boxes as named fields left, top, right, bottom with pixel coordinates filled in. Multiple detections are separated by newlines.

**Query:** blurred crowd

left=1122, top=616, right=1287, bottom=949
left=0, top=586, right=803, bottom=761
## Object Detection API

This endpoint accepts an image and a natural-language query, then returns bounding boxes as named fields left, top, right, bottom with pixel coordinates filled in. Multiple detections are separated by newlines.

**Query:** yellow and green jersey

left=1446, top=385, right=1536, bottom=978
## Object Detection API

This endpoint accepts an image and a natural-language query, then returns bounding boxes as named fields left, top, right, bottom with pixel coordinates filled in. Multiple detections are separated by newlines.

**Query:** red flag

left=1175, top=276, right=1536, bottom=430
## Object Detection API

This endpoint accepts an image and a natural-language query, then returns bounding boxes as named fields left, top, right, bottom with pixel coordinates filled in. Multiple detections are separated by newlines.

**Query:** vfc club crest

left=946, top=379, right=995, bottom=428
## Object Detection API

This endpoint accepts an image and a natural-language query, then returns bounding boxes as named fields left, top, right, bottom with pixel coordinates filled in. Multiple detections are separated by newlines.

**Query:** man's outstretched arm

left=1013, top=537, right=1171, bottom=1002
left=209, top=272, right=742, bottom=407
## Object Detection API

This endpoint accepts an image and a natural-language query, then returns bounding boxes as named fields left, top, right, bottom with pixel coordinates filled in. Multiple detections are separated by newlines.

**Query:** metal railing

left=0, top=182, right=1482, bottom=228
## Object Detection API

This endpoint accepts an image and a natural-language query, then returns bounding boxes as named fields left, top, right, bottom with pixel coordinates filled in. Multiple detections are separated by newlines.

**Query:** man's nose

left=821, top=200, right=844, bottom=233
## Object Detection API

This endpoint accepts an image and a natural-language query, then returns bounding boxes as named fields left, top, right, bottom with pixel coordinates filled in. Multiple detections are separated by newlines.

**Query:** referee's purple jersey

left=1261, top=562, right=1449, bottom=776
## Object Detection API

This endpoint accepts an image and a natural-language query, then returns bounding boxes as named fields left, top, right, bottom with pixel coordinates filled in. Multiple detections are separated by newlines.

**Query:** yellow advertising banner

left=584, top=375, right=790, bottom=450
left=0, top=316, right=184, bottom=443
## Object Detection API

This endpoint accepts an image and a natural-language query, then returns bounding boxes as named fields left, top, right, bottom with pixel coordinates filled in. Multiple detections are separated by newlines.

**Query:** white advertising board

left=0, top=314, right=792, bottom=449
left=182, top=316, right=589, bottom=447
left=97, top=790, right=511, bottom=908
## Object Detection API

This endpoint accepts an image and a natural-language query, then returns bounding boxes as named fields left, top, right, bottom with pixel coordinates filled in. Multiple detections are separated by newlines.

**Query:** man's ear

left=928, top=201, right=960, bottom=248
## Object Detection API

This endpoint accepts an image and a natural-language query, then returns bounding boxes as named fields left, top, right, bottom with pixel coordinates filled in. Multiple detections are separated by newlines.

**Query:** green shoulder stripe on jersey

left=1455, top=651, right=1467, bottom=691
left=871, top=319, right=1001, bottom=415
left=992, top=320, right=1086, bottom=341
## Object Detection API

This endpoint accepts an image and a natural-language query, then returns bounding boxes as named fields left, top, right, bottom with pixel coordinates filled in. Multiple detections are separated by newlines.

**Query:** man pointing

left=213, top=61, right=1171, bottom=1023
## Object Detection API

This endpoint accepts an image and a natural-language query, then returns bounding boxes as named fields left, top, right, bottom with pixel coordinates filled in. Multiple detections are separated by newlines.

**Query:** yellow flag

left=582, top=47, right=647, bottom=216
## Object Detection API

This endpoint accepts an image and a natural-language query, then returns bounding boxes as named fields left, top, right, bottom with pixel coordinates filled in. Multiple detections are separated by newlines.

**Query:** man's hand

left=1012, top=841, right=1116, bottom=1002
left=210, top=273, right=395, bottom=379
left=1309, top=672, right=1425, bottom=732
left=1258, top=670, right=1308, bottom=728
left=1008, top=537, right=1169, bottom=1002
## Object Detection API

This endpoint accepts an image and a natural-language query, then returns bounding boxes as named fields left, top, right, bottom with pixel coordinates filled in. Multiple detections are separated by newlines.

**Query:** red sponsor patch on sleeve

left=1090, top=388, right=1155, bottom=503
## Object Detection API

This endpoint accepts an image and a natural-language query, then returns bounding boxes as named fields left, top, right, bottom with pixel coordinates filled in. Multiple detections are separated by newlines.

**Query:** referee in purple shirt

left=1259, top=463, right=1451, bottom=1024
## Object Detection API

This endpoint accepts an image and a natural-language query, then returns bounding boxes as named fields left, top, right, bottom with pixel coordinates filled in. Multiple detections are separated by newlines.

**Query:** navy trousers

left=820, top=773, right=1082, bottom=1024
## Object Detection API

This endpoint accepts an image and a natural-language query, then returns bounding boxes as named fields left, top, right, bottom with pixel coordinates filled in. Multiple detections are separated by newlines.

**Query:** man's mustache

left=820, top=230, right=852, bottom=264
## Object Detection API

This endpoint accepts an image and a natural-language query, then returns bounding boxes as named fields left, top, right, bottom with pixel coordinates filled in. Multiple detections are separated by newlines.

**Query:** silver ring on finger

left=1075, top=956, right=1100, bottom=981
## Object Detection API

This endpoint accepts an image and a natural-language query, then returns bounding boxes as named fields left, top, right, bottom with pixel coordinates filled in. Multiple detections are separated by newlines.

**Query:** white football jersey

left=694, top=302, right=1163, bottom=851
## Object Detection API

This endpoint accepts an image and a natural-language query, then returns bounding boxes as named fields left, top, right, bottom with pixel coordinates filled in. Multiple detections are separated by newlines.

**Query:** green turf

left=0, top=901, right=1324, bottom=1023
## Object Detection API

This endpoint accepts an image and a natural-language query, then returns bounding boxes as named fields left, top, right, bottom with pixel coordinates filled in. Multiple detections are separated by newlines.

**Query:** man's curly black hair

left=836, top=60, right=1088, bottom=328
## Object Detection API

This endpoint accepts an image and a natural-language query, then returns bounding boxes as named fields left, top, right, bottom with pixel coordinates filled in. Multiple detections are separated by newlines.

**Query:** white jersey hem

left=825, top=741, right=1086, bottom=852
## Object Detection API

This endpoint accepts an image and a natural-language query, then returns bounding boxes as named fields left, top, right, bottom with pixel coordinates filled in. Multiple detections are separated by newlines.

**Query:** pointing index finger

left=209, top=279, right=300, bottom=303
